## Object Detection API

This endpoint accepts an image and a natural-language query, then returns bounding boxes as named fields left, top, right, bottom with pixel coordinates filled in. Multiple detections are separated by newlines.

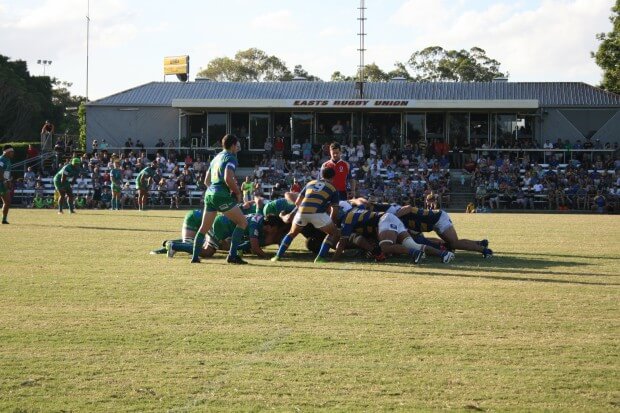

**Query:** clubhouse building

left=86, top=79, right=620, bottom=154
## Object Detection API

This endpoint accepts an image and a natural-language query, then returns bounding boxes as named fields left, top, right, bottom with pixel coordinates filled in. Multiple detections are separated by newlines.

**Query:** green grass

left=0, top=210, right=618, bottom=412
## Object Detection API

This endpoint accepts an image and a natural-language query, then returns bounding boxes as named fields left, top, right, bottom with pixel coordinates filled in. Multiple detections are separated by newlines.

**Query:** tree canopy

left=202, top=47, right=506, bottom=84
left=197, top=48, right=321, bottom=81
left=0, top=54, right=85, bottom=141
left=593, top=0, right=620, bottom=94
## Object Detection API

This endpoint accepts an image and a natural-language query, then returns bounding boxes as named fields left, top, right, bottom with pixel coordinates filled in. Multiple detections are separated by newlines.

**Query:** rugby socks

left=229, top=227, right=245, bottom=258
left=58, top=199, right=63, bottom=213
left=317, top=236, right=332, bottom=258
left=237, top=241, right=251, bottom=253
left=169, top=240, right=194, bottom=254
left=276, top=234, right=293, bottom=258
left=192, top=232, right=205, bottom=261
left=2, top=212, right=8, bottom=224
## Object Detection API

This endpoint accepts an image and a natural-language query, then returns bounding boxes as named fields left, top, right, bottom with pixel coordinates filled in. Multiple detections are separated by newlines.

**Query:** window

left=316, top=113, right=352, bottom=144
left=448, top=113, right=469, bottom=148
left=207, top=113, right=227, bottom=148
left=292, top=113, right=313, bottom=147
left=470, top=113, right=489, bottom=147
left=405, top=113, right=425, bottom=143
left=495, top=114, right=517, bottom=148
left=426, top=113, right=445, bottom=141
left=230, top=112, right=249, bottom=150
left=249, top=113, right=269, bottom=150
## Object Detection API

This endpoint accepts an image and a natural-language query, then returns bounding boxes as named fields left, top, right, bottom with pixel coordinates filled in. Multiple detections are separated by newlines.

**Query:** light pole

left=37, top=59, right=52, bottom=76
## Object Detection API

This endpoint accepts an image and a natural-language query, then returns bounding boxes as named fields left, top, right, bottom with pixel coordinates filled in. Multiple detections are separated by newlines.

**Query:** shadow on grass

left=79, top=212, right=183, bottom=220
left=507, top=251, right=620, bottom=261
left=30, top=223, right=176, bottom=234
left=242, top=250, right=619, bottom=287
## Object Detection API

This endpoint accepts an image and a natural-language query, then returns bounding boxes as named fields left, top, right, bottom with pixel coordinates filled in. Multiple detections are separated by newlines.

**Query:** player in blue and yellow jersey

left=271, top=167, right=340, bottom=263
left=191, top=134, right=249, bottom=264
left=333, top=208, right=385, bottom=261
left=135, top=161, right=158, bottom=211
left=0, top=145, right=15, bottom=224
left=399, top=206, right=492, bottom=258
left=53, top=157, right=81, bottom=214
left=110, top=158, right=123, bottom=210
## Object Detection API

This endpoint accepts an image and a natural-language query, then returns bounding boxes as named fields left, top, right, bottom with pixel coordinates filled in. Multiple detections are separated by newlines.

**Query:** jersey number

left=312, top=182, right=325, bottom=191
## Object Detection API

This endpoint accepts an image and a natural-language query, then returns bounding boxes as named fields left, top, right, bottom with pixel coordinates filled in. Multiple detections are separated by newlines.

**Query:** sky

left=0, top=0, right=614, bottom=101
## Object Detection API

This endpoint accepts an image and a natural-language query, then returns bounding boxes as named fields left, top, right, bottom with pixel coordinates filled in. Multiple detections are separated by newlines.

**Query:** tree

left=51, top=79, right=86, bottom=136
left=291, top=65, right=321, bottom=81
left=407, top=46, right=506, bottom=82
left=0, top=54, right=85, bottom=141
left=593, top=0, right=620, bottom=94
left=330, top=71, right=353, bottom=81
left=78, top=102, right=87, bottom=150
left=197, top=48, right=321, bottom=82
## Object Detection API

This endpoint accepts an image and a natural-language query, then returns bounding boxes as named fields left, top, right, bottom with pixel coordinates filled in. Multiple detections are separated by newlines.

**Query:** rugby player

left=135, top=161, right=158, bottom=211
left=110, top=158, right=123, bottom=210
left=271, top=167, right=340, bottom=263
left=191, top=134, right=248, bottom=264
left=149, top=209, right=202, bottom=255
left=53, top=157, right=81, bottom=214
left=0, top=145, right=15, bottom=224
left=399, top=206, right=493, bottom=258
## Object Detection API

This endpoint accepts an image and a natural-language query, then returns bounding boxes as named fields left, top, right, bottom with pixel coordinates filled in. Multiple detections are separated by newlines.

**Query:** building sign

left=172, top=98, right=539, bottom=110
left=164, top=55, right=189, bottom=75
left=292, top=100, right=410, bottom=107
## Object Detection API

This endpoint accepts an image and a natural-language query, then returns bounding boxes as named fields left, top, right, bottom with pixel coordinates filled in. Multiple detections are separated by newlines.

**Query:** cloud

left=319, top=27, right=348, bottom=38
left=388, top=0, right=612, bottom=83
left=250, top=10, right=295, bottom=30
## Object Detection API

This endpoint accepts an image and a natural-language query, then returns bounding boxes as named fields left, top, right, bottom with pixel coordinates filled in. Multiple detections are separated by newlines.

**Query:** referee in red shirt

left=320, top=142, right=356, bottom=201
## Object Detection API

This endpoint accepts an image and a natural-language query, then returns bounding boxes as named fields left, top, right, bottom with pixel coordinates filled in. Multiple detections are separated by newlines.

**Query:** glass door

left=249, top=113, right=270, bottom=151
left=207, top=113, right=227, bottom=148
left=291, top=113, right=313, bottom=149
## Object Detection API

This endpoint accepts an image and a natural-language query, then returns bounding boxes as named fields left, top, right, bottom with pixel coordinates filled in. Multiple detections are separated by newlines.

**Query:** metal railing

left=471, top=148, right=617, bottom=164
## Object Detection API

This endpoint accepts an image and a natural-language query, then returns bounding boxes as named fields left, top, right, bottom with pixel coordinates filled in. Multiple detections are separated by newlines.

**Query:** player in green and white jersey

left=53, top=157, right=81, bottom=214
left=191, top=134, right=248, bottom=264
left=135, top=161, right=158, bottom=211
left=0, top=145, right=15, bottom=224
left=110, top=158, right=123, bottom=210
left=167, top=213, right=289, bottom=259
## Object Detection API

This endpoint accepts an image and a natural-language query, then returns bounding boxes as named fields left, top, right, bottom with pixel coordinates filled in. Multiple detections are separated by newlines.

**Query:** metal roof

left=88, top=81, right=620, bottom=108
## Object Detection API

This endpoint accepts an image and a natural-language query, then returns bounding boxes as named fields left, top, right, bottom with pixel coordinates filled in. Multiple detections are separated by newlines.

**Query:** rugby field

left=0, top=210, right=618, bottom=411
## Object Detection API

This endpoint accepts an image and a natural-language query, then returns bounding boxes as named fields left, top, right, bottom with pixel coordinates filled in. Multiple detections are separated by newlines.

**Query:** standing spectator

left=369, top=139, right=378, bottom=158
left=136, top=139, right=145, bottom=151
left=543, top=139, right=554, bottom=160
left=291, top=140, right=301, bottom=160
left=274, top=136, right=285, bottom=157
left=356, top=140, right=365, bottom=160
left=302, top=139, right=312, bottom=162
left=331, top=120, right=344, bottom=140
left=41, top=120, right=55, bottom=150
left=241, top=176, right=254, bottom=203
left=26, top=144, right=39, bottom=160
left=264, top=138, right=273, bottom=156
left=92, top=139, right=99, bottom=154
left=0, top=145, right=15, bottom=223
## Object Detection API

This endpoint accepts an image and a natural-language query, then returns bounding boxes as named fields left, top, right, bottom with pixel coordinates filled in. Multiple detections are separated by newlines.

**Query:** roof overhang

left=172, top=99, right=540, bottom=110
